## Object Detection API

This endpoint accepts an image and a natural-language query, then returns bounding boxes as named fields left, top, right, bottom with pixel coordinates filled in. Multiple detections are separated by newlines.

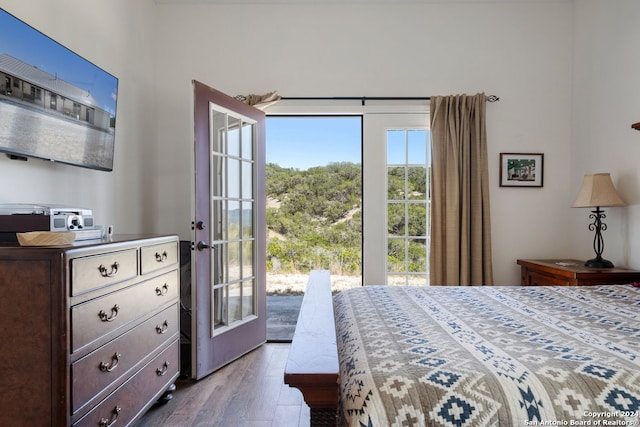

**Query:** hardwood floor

left=137, top=343, right=310, bottom=427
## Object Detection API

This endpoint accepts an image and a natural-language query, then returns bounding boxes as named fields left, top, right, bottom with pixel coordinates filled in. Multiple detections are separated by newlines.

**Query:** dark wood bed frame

left=283, top=270, right=341, bottom=426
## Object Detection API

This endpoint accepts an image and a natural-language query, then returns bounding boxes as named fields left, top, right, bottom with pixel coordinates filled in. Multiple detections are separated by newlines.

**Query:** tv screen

left=0, top=8, right=118, bottom=171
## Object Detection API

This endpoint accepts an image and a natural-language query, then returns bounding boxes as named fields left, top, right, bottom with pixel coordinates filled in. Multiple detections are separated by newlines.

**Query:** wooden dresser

left=0, top=234, right=180, bottom=426
left=517, top=259, right=640, bottom=286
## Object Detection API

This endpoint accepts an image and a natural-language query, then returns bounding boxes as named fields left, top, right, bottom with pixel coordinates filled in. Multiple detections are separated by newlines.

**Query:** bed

left=284, top=270, right=640, bottom=426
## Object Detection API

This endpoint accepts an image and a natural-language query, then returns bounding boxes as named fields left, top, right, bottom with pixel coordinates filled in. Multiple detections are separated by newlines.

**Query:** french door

left=363, top=113, right=430, bottom=285
left=192, top=81, right=266, bottom=379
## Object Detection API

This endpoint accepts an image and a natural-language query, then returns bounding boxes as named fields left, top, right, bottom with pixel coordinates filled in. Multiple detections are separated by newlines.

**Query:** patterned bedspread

left=333, top=285, right=640, bottom=426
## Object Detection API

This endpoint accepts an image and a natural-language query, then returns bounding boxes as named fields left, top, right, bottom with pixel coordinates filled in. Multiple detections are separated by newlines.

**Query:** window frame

left=267, top=101, right=430, bottom=285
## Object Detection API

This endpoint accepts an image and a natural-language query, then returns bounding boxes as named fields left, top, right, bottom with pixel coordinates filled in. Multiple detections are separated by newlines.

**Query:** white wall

left=7, top=1, right=637, bottom=285
left=0, top=0, right=157, bottom=234
left=571, top=0, right=640, bottom=270
left=154, top=1, right=574, bottom=284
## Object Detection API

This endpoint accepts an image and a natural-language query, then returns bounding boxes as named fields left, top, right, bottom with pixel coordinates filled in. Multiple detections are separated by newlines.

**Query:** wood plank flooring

left=137, top=343, right=310, bottom=427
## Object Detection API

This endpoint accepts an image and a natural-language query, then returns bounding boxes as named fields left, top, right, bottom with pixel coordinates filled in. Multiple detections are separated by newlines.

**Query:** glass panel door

left=386, top=129, right=431, bottom=285
left=192, top=81, right=266, bottom=379
left=363, top=113, right=429, bottom=285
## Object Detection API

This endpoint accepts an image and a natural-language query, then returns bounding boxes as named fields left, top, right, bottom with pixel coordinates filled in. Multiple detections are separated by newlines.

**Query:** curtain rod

left=280, top=95, right=500, bottom=106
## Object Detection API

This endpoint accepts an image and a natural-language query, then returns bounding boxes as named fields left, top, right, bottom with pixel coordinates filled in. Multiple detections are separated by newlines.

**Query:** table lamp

left=572, top=173, right=626, bottom=268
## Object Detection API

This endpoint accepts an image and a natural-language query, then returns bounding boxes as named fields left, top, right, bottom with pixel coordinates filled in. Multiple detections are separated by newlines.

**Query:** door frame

left=267, top=101, right=428, bottom=285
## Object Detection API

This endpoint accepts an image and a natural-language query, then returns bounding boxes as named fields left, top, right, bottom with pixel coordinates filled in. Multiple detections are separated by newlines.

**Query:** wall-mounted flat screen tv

left=0, top=8, right=118, bottom=171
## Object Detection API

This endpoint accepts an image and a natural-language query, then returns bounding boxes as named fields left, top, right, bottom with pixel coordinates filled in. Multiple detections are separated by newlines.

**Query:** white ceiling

left=155, top=0, right=570, bottom=4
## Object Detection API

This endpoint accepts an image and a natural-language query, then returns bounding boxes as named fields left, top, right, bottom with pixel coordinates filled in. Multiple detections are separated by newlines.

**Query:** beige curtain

left=430, top=93, right=494, bottom=285
left=235, top=91, right=281, bottom=110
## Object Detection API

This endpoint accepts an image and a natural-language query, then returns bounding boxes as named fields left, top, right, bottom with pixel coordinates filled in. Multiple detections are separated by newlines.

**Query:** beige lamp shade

left=572, top=173, right=626, bottom=208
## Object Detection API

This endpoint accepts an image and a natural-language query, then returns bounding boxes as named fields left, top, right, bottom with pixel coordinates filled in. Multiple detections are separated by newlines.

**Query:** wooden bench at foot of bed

left=283, top=270, right=340, bottom=426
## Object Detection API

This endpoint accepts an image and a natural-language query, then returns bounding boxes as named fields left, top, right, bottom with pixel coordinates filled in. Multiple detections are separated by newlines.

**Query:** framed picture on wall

left=499, top=153, right=544, bottom=187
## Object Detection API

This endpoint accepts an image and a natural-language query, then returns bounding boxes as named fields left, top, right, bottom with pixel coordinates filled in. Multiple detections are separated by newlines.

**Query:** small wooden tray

left=16, top=231, right=75, bottom=246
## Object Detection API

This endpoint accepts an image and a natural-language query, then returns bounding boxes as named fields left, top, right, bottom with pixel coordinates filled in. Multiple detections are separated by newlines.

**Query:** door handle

left=196, top=241, right=210, bottom=251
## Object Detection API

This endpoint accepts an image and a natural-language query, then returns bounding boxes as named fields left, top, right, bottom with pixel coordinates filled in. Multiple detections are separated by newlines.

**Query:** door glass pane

left=242, top=160, right=253, bottom=200
left=387, top=166, right=404, bottom=200
left=407, top=275, right=426, bottom=286
left=212, top=196, right=222, bottom=241
left=387, top=130, right=405, bottom=164
left=212, top=243, right=224, bottom=284
left=408, top=238, right=427, bottom=272
left=211, top=109, right=225, bottom=153
left=387, top=203, right=404, bottom=236
left=387, top=238, right=405, bottom=272
left=243, top=240, right=253, bottom=278
left=408, top=167, right=427, bottom=200
left=218, top=200, right=227, bottom=241
left=228, top=241, right=241, bottom=283
left=242, top=122, right=253, bottom=160
left=407, top=130, right=427, bottom=164
left=228, top=283, right=242, bottom=323
left=387, top=276, right=406, bottom=286
left=212, top=154, right=224, bottom=198
left=220, top=243, right=229, bottom=283
left=408, top=202, right=427, bottom=236
left=242, top=279, right=254, bottom=317
left=228, top=158, right=240, bottom=199
left=242, top=201, right=253, bottom=239
left=213, top=286, right=227, bottom=327
left=228, top=116, right=241, bottom=157
left=228, top=200, right=240, bottom=240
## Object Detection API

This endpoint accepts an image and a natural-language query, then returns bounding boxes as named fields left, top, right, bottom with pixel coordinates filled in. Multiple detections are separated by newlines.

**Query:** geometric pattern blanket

left=333, top=285, right=640, bottom=427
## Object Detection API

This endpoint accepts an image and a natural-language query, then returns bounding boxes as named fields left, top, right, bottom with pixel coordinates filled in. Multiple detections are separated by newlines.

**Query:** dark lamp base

left=584, top=258, right=615, bottom=268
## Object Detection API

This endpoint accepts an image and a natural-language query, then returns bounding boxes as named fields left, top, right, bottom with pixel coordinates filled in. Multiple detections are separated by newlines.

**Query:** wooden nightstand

left=517, top=259, right=640, bottom=286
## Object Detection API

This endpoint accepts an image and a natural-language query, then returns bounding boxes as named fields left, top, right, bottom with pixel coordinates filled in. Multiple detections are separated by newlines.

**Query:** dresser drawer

left=141, top=241, right=178, bottom=275
left=71, top=303, right=179, bottom=414
left=71, top=271, right=179, bottom=352
left=73, top=339, right=179, bottom=427
left=71, top=248, right=138, bottom=296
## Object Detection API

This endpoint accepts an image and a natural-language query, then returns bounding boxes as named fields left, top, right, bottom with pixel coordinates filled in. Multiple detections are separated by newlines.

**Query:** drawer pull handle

left=98, top=261, right=120, bottom=278
left=98, top=304, right=120, bottom=322
left=156, top=321, right=169, bottom=334
left=99, top=405, right=121, bottom=427
left=155, top=284, right=169, bottom=296
left=155, top=251, right=168, bottom=262
left=156, top=361, right=170, bottom=376
left=99, top=352, right=121, bottom=372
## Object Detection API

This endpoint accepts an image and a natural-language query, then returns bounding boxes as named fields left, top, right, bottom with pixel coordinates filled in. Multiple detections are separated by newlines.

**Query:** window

left=386, top=129, right=431, bottom=285
left=30, top=86, right=41, bottom=101
left=267, top=105, right=430, bottom=287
